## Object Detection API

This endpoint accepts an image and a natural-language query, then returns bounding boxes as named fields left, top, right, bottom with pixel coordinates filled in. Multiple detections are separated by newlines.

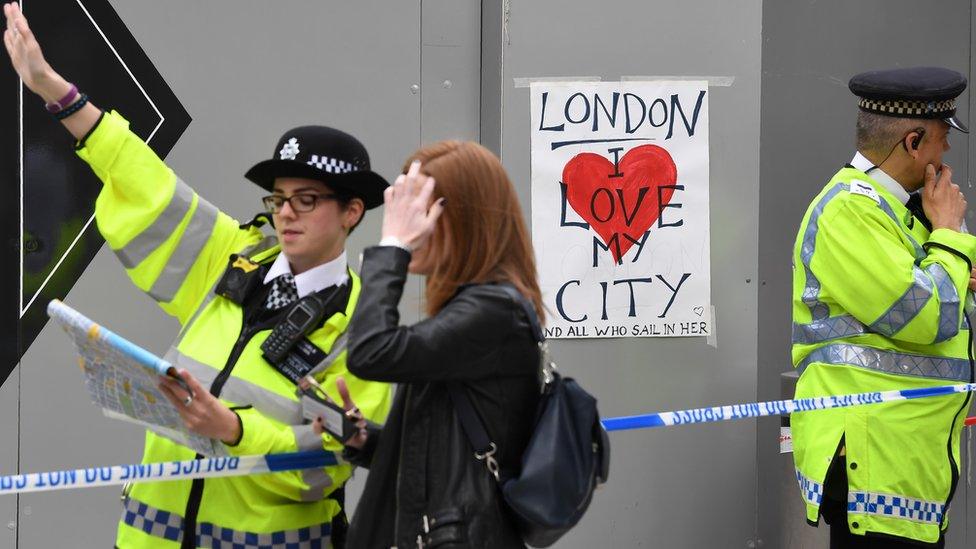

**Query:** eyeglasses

left=262, top=193, right=339, bottom=214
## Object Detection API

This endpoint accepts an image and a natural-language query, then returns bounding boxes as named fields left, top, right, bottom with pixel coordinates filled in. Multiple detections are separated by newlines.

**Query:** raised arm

left=5, top=1, right=259, bottom=325
left=3, top=2, right=100, bottom=138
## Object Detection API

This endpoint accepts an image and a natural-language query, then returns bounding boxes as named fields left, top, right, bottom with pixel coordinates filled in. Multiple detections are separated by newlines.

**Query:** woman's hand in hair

left=381, top=160, right=446, bottom=251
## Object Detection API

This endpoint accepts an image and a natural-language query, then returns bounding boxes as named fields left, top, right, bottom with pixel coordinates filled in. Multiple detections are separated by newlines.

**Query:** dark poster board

left=3, top=0, right=190, bottom=387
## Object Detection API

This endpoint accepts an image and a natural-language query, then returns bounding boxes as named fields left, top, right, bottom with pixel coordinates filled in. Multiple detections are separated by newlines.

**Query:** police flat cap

left=850, top=67, right=968, bottom=133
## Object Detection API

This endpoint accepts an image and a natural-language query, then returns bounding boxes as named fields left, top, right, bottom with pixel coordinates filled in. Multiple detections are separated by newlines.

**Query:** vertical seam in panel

left=15, top=367, right=19, bottom=549
left=760, top=0, right=768, bottom=546
left=478, top=0, right=483, bottom=145
left=418, top=0, right=425, bottom=319
left=499, top=0, right=508, bottom=162
left=16, top=4, right=23, bottom=545
left=968, top=0, right=973, bottom=533
left=419, top=0, right=424, bottom=145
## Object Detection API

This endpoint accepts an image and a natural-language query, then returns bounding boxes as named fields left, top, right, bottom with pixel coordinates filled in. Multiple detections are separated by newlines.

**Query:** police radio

left=261, top=293, right=330, bottom=365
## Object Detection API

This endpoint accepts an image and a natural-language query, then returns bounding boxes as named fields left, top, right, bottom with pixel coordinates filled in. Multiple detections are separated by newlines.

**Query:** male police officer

left=791, top=66, right=975, bottom=548
left=3, top=3, right=392, bottom=547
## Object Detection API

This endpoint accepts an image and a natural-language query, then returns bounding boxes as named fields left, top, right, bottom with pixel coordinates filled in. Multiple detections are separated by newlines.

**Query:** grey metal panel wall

left=969, top=3, right=976, bottom=540
left=0, top=371, right=17, bottom=547
left=15, top=1, right=424, bottom=546
left=479, top=0, right=503, bottom=155
left=422, top=0, right=482, bottom=144
left=498, top=2, right=762, bottom=547
left=757, top=1, right=972, bottom=547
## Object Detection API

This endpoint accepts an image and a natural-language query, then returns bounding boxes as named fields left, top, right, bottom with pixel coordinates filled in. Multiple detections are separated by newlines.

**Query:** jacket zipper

left=180, top=322, right=261, bottom=549
left=394, top=385, right=412, bottom=547
left=939, top=311, right=975, bottom=529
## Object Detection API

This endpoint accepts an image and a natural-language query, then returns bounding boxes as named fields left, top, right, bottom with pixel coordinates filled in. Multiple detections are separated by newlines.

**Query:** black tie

left=905, top=193, right=932, bottom=231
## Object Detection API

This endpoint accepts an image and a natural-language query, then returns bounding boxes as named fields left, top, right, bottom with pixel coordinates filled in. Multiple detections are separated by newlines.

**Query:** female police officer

left=3, top=3, right=391, bottom=547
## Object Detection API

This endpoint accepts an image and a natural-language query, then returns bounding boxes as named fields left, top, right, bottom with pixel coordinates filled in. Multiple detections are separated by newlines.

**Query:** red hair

left=403, top=141, right=544, bottom=323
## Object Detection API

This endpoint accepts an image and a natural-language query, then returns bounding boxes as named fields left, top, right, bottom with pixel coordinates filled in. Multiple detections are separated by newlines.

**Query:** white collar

left=263, top=250, right=349, bottom=297
left=850, top=151, right=910, bottom=205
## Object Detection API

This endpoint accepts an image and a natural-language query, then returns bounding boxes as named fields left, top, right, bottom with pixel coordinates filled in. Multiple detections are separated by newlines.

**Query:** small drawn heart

left=693, top=306, right=704, bottom=317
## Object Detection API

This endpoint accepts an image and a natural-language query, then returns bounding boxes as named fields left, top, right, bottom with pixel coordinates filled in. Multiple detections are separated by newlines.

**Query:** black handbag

left=447, top=285, right=610, bottom=548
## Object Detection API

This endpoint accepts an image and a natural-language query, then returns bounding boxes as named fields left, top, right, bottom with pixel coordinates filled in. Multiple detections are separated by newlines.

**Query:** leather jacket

left=345, top=246, right=540, bottom=548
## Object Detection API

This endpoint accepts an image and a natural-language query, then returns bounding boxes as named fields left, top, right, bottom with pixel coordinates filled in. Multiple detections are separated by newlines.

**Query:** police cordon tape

left=601, top=382, right=976, bottom=430
left=4, top=382, right=976, bottom=495
left=0, top=450, right=341, bottom=495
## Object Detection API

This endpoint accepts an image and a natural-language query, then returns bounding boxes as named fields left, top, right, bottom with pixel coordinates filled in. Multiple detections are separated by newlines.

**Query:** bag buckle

left=539, top=341, right=556, bottom=389
left=474, top=442, right=500, bottom=481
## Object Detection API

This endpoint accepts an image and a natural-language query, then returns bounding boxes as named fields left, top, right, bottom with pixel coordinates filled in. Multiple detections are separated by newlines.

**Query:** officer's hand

left=332, top=376, right=368, bottom=450
left=159, top=369, right=242, bottom=445
left=2, top=3, right=69, bottom=101
left=922, top=163, right=967, bottom=232
left=969, top=267, right=976, bottom=292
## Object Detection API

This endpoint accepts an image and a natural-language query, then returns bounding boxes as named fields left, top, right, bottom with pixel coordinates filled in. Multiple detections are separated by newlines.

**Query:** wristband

left=379, top=236, right=412, bottom=253
left=53, top=94, right=89, bottom=120
left=44, top=83, right=79, bottom=113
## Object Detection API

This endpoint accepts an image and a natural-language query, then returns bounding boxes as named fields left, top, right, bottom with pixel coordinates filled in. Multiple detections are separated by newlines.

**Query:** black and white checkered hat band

left=306, top=154, right=358, bottom=174
left=858, top=97, right=956, bottom=117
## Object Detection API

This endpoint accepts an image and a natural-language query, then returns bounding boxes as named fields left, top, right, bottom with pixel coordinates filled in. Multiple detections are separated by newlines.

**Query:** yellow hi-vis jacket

left=791, top=165, right=976, bottom=544
left=76, top=110, right=393, bottom=549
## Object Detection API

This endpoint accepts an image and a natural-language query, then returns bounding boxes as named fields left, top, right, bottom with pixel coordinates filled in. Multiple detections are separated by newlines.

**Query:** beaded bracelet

left=53, top=94, right=89, bottom=120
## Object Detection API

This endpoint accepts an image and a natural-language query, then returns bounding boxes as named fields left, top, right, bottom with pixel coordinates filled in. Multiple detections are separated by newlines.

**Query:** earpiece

left=910, top=128, right=926, bottom=150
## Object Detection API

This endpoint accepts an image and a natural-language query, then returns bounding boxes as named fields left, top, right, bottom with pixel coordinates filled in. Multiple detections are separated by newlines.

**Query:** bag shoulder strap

left=447, top=384, right=502, bottom=481
left=495, top=283, right=544, bottom=343
left=448, top=282, right=543, bottom=483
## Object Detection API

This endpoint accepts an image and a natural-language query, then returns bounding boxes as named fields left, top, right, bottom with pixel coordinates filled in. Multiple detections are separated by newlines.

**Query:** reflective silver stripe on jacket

left=848, top=490, right=944, bottom=525
left=928, top=263, right=962, bottom=342
left=792, top=314, right=867, bottom=345
left=794, top=183, right=870, bottom=343
left=170, top=236, right=280, bottom=350
left=868, top=266, right=934, bottom=337
left=874, top=196, right=925, bottom=259
left=122, top=496, right=332, bottom=547
left=854, top=187, right=943, bottom=340
left=798, top=343, right=970, bottom=381
left=794, top=178, right=952, bottom=345
left=164, top=348, right=303, bottom=424
left=293, top=425, right=334, bottom=501
left=798, top=183, right=847, bottom=322
left=147, top=196, right=220, bottom=303
left=115, top=179, right=194, bottom=269
left=309, top=333, right=348, bottom=377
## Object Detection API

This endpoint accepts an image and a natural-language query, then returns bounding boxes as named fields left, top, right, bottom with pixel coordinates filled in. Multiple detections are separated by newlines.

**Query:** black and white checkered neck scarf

left=265, top=273, right=299, bottom=310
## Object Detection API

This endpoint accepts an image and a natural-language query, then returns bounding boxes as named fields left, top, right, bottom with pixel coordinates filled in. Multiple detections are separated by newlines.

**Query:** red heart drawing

left=562, top=144, right=678, bottom=262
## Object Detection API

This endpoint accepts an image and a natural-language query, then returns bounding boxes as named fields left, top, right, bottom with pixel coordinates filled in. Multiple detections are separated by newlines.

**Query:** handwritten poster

left=530, top=81, right=711, bottom=339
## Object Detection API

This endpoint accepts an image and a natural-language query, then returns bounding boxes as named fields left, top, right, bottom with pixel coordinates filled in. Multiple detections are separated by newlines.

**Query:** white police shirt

left=263, top=250, right=349, bottom=297
left=850, top=151, right=910, bottom=205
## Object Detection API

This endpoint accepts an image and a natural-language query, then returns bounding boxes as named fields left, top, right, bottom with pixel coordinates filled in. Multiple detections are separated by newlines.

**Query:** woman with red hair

left=338, top=142, right=545, bottom=548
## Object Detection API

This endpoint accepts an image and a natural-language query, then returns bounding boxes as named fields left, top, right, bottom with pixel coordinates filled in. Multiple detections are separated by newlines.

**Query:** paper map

left=47, top=300, right=226, bottom=457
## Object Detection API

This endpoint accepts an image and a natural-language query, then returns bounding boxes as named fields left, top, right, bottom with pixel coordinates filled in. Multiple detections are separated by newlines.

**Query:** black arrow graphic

left=2, top=0, right=191, bottom=387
